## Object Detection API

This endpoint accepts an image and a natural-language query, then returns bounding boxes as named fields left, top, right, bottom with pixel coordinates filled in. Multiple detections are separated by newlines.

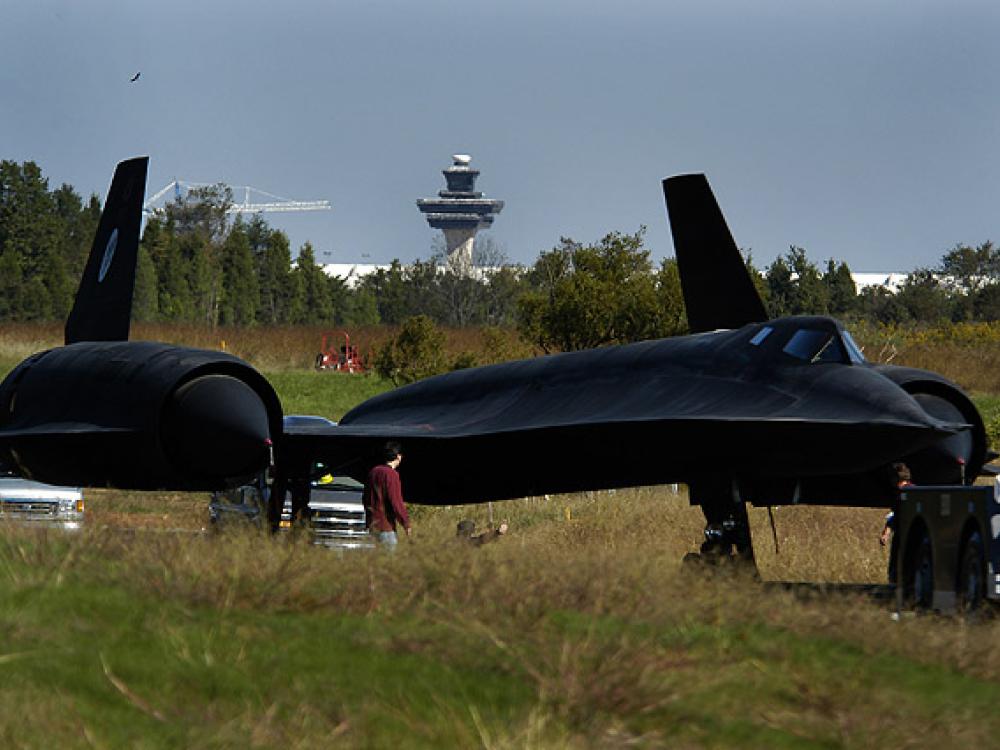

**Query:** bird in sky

left=130, top=72, right=141, bottom=83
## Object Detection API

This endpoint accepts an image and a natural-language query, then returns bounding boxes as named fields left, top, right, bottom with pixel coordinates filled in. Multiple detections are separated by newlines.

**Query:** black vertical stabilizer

left=662, top=174, right=768, bottom=333
left=65, top=156, right=149, bottom=344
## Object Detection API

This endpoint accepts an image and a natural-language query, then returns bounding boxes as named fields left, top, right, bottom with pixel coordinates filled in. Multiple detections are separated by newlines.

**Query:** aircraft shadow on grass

left=0, top=158, right=989, bottom=557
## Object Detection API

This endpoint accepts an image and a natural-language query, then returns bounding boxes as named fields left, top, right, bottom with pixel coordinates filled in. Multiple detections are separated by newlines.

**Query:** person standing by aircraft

left=880, top=462, right=913, bottom=583
left=363, top=441, right=411, bottom=548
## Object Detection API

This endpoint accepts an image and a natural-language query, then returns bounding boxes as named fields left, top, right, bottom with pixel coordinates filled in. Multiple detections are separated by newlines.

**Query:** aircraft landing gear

left=700, top=515, right=754, bottom=563
left=683, top=479, right=757, bottom=572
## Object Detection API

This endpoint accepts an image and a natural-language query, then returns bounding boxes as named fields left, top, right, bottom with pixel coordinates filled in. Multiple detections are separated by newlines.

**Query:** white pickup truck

left=208, top=473, right=371, bottom=549
left=208, top=414, right=371, bottom=549
left=0, top=472, right=85, bottom=530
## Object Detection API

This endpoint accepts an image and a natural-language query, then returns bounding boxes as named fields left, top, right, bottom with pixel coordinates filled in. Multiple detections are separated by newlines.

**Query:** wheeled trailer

left=894, top=483, right=1000, bottom=613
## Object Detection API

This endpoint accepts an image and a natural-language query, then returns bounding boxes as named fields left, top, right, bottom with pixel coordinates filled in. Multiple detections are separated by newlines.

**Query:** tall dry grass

left=851, top=320, right=1000, bottom=392
left=1, top=322, right=998, bottom=744
left=130, top=324, right=392, bottom=370
left=5, top=487, right=1000, bottom=747
left=78, top=486, right=894, bottom=606
left=2, top=319, right=999, bottom=383
left=886, top=342, right=1000, bottom=393
left=0, top=323, right=533, bottom=373
left=0, top=322, right=64, bottom=364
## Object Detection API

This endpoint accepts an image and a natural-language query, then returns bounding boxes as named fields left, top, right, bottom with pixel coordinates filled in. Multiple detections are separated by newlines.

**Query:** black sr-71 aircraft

left=0, top=158, right=280, bottom=491
left=0, top=158, right=988, bottom=562
left=286, top=176, right=990, bottom=559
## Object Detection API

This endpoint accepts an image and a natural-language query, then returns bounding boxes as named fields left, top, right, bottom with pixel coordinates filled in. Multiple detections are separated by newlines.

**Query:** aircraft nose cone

left=161, top=374, right=271, bottom=480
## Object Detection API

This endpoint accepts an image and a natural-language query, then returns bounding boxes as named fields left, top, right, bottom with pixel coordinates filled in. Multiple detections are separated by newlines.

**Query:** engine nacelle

left=0, top=341, right=283, bottom=490
left=873, top=365, right=987, bottom=485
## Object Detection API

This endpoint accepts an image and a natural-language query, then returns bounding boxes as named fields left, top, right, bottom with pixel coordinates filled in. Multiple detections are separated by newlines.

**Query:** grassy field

left=3, top=323, right=1000, bottom=747
left=6, top=490, right=1000, bottom=748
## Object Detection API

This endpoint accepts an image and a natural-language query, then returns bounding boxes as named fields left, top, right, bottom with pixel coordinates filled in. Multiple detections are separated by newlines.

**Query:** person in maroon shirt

left=363, top=441, right=411, bottom=547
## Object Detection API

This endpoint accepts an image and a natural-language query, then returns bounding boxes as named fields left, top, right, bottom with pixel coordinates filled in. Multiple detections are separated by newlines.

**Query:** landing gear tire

left=688, top=481, right=758, bottom=576
left=957, top=532, right=986, bottom=615
left=905, top=531, right=934, bottom=611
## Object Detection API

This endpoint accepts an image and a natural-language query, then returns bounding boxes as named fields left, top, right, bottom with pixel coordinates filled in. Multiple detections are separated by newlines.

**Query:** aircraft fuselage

left=285, top=314, right=984, bottom=507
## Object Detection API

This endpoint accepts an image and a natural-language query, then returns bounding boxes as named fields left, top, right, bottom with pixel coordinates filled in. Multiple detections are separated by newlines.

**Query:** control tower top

left=416, top=154, right=504, bottom=266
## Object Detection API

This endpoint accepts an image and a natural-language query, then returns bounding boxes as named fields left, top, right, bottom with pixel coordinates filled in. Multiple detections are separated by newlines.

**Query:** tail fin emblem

left=98, top=229, right=119, bottom=283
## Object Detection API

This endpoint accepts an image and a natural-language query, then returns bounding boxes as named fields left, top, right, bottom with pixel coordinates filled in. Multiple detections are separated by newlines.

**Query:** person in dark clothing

left=456, top=519, right=509, bottom=546
left=881, top=462, right=912, bottom=583
left=363, top=441, right=410, bottom=548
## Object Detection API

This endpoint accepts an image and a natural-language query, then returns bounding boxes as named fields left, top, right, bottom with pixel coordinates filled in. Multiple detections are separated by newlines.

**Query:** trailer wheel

left=906, top=531, right=934, bottom=611
left=957, top=531, right=985, bottom=613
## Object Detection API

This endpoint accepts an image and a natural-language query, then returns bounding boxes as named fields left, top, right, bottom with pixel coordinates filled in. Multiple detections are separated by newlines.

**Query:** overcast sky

left=5, top=0, right=1000, bottom=271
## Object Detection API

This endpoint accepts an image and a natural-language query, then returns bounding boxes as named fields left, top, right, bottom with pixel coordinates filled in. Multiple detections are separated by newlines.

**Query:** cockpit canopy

left=748, top=317, right=866, bottom=366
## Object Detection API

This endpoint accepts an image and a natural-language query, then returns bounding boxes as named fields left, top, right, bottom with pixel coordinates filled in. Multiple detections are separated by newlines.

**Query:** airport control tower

left=416, top=154, right=504, bottom=267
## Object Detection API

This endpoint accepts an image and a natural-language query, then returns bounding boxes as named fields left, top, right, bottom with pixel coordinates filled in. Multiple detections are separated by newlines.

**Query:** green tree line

left=4, top=158, right=1000, bottom=343
left=138, top=184, right=377, bottom=327
left=0, top=160, right=101, bottom=320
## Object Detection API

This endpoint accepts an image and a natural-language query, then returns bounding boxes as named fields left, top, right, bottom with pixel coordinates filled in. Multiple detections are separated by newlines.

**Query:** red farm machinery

left=315, top=332, right=368, bottom=373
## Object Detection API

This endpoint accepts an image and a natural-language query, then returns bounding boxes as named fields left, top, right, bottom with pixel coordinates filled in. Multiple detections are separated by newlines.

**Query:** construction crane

left=143, top=180, right=331, bottom=215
